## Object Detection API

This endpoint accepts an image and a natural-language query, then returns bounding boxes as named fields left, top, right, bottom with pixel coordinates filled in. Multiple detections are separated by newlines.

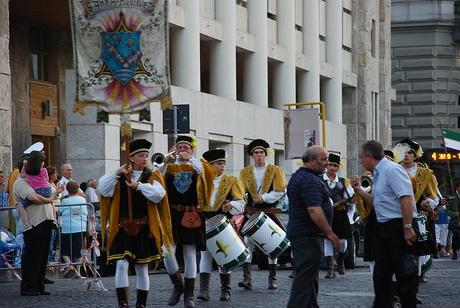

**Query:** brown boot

left=325, top=257, right=335, bottom=279
left=183, top=278, right=195, bottom=308
left=136, top=289, right=148, bottom=308
left=219, top=273, right=231, bottom=301
left=268, top=264, right=278, bottom=289
left=197, top=273, right=210, bottom=301
left=237, top=263, right=252, bottom=290
left=336, top=253, right=345, bottom=275
left=168, top=271, right=184, bottom=306
left=116, top=287, right=129, bottom=308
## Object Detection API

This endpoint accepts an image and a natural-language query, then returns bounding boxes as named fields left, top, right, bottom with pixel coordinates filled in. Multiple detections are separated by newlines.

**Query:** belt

left=170, top=205, right=202, bottom=212
left=119, top=217, right=148, bottom=225
left=245, top=206, right=281, bottom=214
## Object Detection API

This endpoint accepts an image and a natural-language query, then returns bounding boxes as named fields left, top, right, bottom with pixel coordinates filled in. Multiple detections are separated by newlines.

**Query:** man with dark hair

left=287, top=146, right=339, bottom=307
left=351, top=140, right=418, bottom=308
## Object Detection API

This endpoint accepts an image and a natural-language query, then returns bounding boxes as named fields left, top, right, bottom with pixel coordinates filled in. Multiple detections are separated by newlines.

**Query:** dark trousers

left=287, top=235, right=323, bottom=308
left=21, top=220, right=53, bottom=292
left=452, top=229, right=460, bottom=251
left=373, top=219, right=417, bottom=308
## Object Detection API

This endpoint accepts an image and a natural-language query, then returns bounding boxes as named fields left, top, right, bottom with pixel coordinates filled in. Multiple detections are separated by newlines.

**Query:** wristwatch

left=403, top=224, right=413, bottom=229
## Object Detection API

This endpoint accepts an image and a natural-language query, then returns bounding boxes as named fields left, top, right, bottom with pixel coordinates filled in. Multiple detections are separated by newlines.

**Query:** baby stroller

left=0, top=226, right=21, bottom=280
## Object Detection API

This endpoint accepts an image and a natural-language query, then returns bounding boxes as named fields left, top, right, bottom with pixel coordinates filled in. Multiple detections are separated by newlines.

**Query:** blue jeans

left=21, top=187, right=52, bottom=207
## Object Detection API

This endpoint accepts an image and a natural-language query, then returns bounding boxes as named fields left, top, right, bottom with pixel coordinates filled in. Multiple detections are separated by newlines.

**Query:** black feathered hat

left=202, top=149, right=226, bottom=163
left=129, top=139, right=152, bottom=156
left=247, top=139, right=270, bottom=155
left=397, top=138, right=423, bottom=158
left=384, top=150, right=395, bottom=161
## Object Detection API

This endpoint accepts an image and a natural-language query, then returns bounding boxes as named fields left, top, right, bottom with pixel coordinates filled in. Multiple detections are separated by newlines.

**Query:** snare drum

left=205, top=214, right=250, bottom=272
left=241, top=211, right=290, bottom=259
left=414, top=213, right=428, bottom=242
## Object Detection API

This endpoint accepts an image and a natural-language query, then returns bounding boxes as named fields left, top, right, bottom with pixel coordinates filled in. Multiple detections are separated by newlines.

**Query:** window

left=29, top=27, right=50, bottom=81
left=372, top=92, right=380, bottom=140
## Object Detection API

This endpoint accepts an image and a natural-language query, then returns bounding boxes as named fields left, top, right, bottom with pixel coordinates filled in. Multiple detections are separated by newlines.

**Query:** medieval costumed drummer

left=197, top=149, right=246, bottom=302
left=98, top=139, right=173, bottom=308
left=239, top=139, right=286, bottom=290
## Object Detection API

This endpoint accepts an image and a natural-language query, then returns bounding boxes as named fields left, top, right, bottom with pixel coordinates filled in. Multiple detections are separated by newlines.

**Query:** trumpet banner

left=70, top=0, right=171, bottom=113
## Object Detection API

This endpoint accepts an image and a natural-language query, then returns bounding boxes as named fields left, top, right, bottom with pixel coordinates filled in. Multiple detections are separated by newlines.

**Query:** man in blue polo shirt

left=287, top=146, right=340, bottom=308
left=351, top=140, right=417, bottom=308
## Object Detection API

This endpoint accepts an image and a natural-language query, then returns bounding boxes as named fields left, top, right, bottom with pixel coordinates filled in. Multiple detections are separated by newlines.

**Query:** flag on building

left=69, top=0, right=171, bottom=114
left=443, top=129, right=460, bottom=150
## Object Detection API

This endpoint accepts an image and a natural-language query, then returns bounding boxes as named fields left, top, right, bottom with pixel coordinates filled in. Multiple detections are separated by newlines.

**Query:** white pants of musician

left=115, top=259, right=149, bottom=290
left=244, top=236, right=278, bottom=265
left=162, top=244, right=198, bottom=278
left=199, top=250, right=230, bottom=274
left=323, top=239, right=348, bottom=257
left=435, top=223, right=449, bottom=246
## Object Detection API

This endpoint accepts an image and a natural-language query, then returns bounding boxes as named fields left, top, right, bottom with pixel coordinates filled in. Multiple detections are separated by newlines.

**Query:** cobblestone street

left=1, top=258, right=459, bottom=307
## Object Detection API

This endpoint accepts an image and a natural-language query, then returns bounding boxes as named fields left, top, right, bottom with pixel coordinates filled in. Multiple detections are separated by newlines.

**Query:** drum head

left=241, top=211, right=265, bottom=235
left=205, top=214, right=227, bottom=233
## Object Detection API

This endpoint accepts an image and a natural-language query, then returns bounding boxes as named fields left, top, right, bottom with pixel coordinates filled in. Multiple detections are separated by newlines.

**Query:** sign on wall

left=284, top=108, right=322, bottom=159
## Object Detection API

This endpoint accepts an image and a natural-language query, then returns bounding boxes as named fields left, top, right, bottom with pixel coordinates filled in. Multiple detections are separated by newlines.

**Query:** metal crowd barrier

left=0, top=203, right=106, bottom=291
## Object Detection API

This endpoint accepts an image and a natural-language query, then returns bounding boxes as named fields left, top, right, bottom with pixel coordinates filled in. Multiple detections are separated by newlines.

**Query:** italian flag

left=443, top=129, right=460, bottom=150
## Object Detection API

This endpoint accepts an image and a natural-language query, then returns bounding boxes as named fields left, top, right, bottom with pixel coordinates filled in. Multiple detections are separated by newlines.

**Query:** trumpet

left=151, top=151, right=176, bottom=165
left=360, top=175, right=373, bottom=193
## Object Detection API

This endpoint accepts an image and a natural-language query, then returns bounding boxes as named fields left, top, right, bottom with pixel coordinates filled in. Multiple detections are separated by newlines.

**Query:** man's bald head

left=302, top=146, right=327, bottom=163
left=302, top=146, right=329, bottom=175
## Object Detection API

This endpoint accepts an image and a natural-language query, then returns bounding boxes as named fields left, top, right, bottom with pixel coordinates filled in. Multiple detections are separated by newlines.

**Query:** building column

left=273, top=0, right=296, bottom=109
left=298, top=0, right=320, bottom=102
left=171, top=0, right=201, bottom=91
left=0, top=0, right=12, bottom=172
left=243, top=0, right=268, bottom=107
left=209, top=0, right=236, bottom=99
left=324, top=0, right=343, bottom=123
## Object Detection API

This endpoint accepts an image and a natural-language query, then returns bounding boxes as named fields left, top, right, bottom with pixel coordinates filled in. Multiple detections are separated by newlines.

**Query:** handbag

left=401, top=253, right=419, bottom=276
left=181, top=206, right=202, bottom=228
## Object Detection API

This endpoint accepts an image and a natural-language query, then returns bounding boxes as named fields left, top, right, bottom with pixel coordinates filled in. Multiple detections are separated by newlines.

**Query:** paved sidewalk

left=0, top=258, right=459, bottom=307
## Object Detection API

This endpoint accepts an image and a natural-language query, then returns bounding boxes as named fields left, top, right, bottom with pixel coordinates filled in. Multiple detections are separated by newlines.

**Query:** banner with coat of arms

left=70, top=0, right=171, bottom=114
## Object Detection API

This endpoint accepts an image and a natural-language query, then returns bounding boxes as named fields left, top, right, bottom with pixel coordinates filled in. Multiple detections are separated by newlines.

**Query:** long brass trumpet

left=151, top=151, right=176, bottom=165
left=360, top=175, right=372, bottom=193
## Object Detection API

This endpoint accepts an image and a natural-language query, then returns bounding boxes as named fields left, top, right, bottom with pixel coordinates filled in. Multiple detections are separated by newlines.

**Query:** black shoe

left=40, top=290, right=51, bottom=295
left=21, top=290, right=40, bottom=296
left=43, top=277, right=55, bottom=284
left=452, top=253, right=458, bottom=260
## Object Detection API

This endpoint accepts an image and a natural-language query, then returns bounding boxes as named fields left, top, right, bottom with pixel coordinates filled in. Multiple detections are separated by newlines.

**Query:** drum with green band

left=205, top=214, right=249, bottom=272
left=241, top=211, right=290, bottom=259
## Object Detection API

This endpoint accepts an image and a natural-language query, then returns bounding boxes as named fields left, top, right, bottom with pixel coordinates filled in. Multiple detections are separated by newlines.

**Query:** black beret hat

left=176, top=135, right=195, bottom=148
left=247, top=139, right=270, bottom=155
left=202, top=149, right=226, bottom=163
left=328, top=153, right=341, bottom=167
left=129, top=139, right=152, bottom=156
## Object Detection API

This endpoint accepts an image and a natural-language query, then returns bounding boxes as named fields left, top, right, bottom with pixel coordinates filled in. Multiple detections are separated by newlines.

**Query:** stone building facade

left=391, top=0, right=460, bottom=149
left=0, top=0, right=12, bottom=173
left=0, top=0, right=393, bottom=180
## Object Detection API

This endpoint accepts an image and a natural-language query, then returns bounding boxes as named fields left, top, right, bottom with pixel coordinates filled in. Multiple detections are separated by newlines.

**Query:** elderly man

left=13, top=158, right=63, bottom=296
left=351, top=140, right=418, bottom=308
left=287, top=146, right=339, bottom=308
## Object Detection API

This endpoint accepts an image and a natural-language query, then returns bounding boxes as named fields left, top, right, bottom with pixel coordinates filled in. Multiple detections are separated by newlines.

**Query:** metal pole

left=439, top=122, right=455, bottom=195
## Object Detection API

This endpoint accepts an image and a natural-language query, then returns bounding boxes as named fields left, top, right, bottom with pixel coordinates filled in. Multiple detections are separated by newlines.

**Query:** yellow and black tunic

left=100, top=170, right=173, bottom=264
left=165, top=160, right=215, bottom=251
left=239, top=164, right=286, bottom=229
left=203, top=174, right=246, bottom=220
